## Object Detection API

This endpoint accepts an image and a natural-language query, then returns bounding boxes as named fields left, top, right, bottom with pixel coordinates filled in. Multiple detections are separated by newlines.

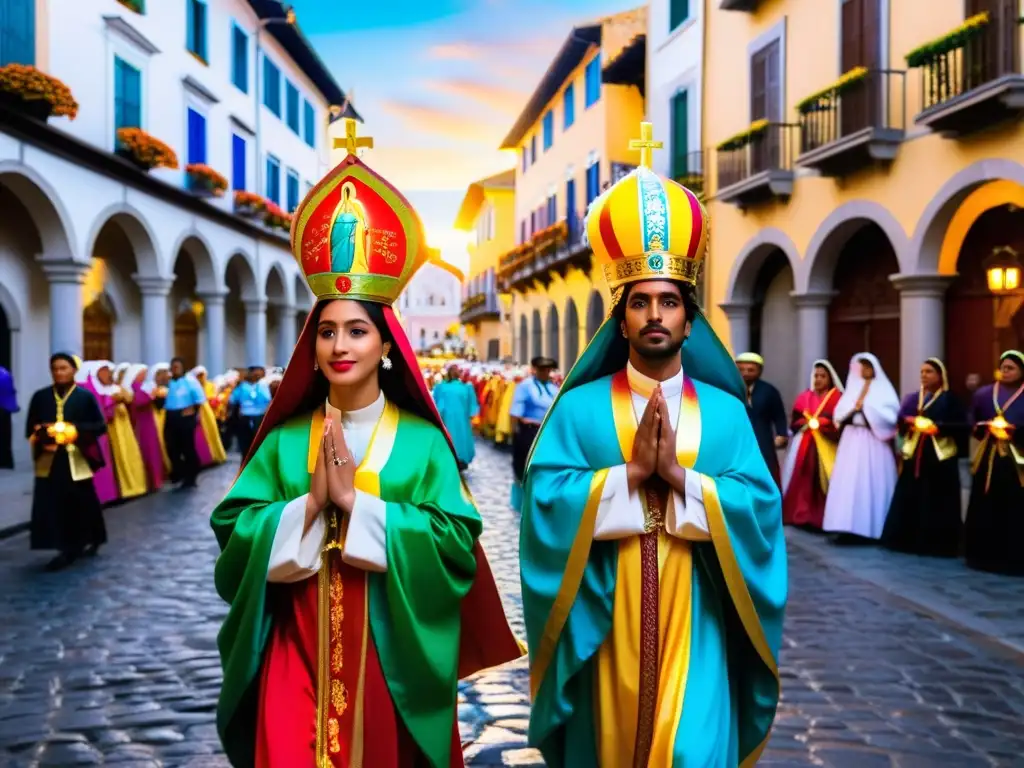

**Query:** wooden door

left=750, top=40, right=782, bottom=174
left=174, top=310, right=199, bottom=370
left=82, top=299, right=113, bottom=362
left=827, top=225, right=902, bottom=390
left=840, top=0, right=882, bottom=136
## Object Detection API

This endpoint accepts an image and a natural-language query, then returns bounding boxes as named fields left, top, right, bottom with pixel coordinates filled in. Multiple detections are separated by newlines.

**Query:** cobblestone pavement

left=2, top=439, right=1024, bottom=767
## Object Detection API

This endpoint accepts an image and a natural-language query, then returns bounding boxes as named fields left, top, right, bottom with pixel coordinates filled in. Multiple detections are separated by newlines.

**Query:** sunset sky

left=291, top=0, right=631, bottom=270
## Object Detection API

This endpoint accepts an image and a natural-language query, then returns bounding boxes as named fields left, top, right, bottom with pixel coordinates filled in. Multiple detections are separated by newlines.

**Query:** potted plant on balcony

left=0, top=64, right=79, bottom=122
left=234, top=190, right=265, bottom=218
left=116, top=127, right=179, bottom=172
left=263, top=202, right=292, bottom=233
left=185, top=163, right=228, bottom=198
left=116, top=0, right=145, bottom=12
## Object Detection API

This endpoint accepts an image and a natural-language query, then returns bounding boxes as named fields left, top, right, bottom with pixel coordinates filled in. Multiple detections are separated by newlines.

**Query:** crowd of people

left=742, top=349, right=1024, bottom=576
left=21, top=356, right=283, bottom=569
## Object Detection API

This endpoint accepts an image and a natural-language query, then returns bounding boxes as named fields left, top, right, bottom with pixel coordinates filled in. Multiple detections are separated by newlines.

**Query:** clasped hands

left=626, top=384, right=686, bottom=494
left=304, top=416, right=356, bottom=531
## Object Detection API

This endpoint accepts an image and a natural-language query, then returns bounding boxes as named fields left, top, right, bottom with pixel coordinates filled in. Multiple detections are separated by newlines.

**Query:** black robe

left=26, top=385, right=108, bottom=553
left=746, top=379, right=788, bottom=486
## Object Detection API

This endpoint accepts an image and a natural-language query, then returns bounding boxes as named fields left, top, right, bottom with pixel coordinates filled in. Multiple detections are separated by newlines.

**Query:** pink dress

left=130, top=382, right=164, bottom=490
left=194, top=417, right=214, bottom=467
left=80, top=380, right=120, bottom=505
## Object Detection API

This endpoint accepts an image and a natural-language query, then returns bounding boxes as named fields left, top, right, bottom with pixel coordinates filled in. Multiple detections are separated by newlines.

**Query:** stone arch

left=724, top=228, right=801, bottom=303
left=294, top=273, right=312, bottom=309
left=802, top=201, right=911, bottom=293
left=519, top=313, right=529, bottom=363
left=224, top=249, right=260, bottom=301
left=546, top=303, right=560, bottom=365
left=171, top=231, right=219, bottom=292
left=910, top=159, right=1024, bottom=277
left=563, top=297, right=580, bottom=367
left=531, top=308, right=542, bottom=359
left=0, top=162, right=75, bottom=258
left=938, top=180, right=1024, bottom=276
left=264, top=262, right=290, bottom=306
left=0, top=281, right=23, bottom=333
left=86, top=204, right=162, bottom=278
left=586, top=289, right=604, bottom=341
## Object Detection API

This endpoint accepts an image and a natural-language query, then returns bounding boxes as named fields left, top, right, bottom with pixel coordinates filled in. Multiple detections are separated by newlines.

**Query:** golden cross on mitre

left=629, top=122, right=663, bottom=169
left=333, top=117, right=374, bottom=156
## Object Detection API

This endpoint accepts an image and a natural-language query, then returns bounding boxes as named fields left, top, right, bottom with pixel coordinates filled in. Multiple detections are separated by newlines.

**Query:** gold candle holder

left=47, top=421, right=78, bottom=445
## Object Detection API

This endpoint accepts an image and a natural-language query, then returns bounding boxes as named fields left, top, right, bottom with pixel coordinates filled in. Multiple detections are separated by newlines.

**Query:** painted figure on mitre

left=330, top=181, right=370, bottom=274
left=519, top=123, right=786, bottom=767
left=211, top=119, right=522, bottom=768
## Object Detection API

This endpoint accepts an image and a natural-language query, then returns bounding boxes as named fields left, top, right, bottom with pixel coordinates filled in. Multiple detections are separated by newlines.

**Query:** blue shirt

left=230, top=381, right=272, bottom=417
left=165, top=376, right=206, bottom=412
left=510, top=376, right=557, bottom=422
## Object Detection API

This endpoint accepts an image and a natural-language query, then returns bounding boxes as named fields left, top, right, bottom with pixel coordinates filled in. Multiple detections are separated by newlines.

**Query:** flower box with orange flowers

left=0, top=64, right=79, bottom=122
left=234, top=190, right=265, bottom=217
left=186, top=163, right=228, bottom=198
left=263, top=202, right=292, bottom=232
left=116, top=127, right=179, bottom=172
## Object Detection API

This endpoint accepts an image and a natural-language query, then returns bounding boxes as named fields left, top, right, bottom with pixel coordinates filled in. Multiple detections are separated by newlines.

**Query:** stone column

left=134, top=275, right=174, bottom=366
left=40, top=260, right=90, bottom=356
left=891, top=274, right=955, bottom=392
left=718, top=301, right=753, bottom=356
left=274, top=303, right=297, bottom=365
left=198, top=291, right=227, bottom=374
left=245, top=299, right=268, bottom=367
left=791, top=291, right=835, bottom=376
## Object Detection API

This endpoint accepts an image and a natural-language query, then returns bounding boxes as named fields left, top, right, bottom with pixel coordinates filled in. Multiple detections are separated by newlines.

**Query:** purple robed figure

left=0, top=365, right=17, bottom=469
left=125, top=364, right=164, bottom=491
left=76, top=362, right=120, bottom=505
left=964, top=350, right=1024, bottom=576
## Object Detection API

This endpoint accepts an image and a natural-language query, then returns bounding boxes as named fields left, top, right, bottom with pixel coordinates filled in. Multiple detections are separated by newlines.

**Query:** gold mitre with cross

left=290, top=118, right=429, bottom=305
left=586, top=122, right=708, bottom=297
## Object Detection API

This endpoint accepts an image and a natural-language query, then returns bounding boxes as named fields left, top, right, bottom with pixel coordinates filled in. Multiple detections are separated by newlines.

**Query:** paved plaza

left=1, top=441, right=1023, bottom=767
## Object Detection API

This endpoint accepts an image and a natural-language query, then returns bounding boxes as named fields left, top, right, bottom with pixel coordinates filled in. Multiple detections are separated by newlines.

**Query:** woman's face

left=315, top=300, right=390, bottom=387
left=134, top=369, right=147, bottom=386
left=920, top=363, right=942, bottom=391
left=1000, top=357, right=1023, bottom=385
left=859, top=359, right=875, bottom=380
left=811, top=366, right=831, bottom=392
left=96, top=366, right=113, bottom=386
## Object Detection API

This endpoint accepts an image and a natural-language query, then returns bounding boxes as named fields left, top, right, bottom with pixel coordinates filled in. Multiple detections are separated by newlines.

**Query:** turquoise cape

left=432, top=379, right=479, bottom=465
left=519, top=311, right=787, bottom=766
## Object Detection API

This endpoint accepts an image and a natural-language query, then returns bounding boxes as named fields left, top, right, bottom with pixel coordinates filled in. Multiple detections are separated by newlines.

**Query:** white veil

left=833, top=352, right=899, bottom=441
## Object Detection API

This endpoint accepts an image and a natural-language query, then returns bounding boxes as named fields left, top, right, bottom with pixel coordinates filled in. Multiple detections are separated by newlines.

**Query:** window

left=266, top=154, right=281, bottom=203
left=670, top=90, right=689, bottom=177
left=542, top=110, right=553, bottom=150
left=585, top=56, right=601, bottom=108
left=669, top=0, right=689, bottom=31
left=586, top=160, right=600, bottom=204
left=520, top=220, right=526, bottom=243
left=0, top=0, right=35, bottom=66
left=231, top=23, right=248, bottom=92
left=530, top=135, right=537, bottom=164
left=187, top=108, right=206, bottom=164
left=232, top=133, right=246, bottom=190
left=303, top=100, right=316, bottom=147
left=286, top=81, right=300, bottom=133
left=113, top=56, right=142, bottom=139
left=521, top=147, right=527, bottom=172
left=563, top=83, right=575, bottom=129
left=546, top=194, right=557, bottom=225
left=286, top=169, right=300, bottom=212
left=186, top=0, right=207, bottom=61
left=263, top=55, right=281, bottom=116
left=750, top=39, right=782, bottom=122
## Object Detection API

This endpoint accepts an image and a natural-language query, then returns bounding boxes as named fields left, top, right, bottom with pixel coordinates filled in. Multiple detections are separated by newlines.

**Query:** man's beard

left=633, top=337, right=683, bottom=361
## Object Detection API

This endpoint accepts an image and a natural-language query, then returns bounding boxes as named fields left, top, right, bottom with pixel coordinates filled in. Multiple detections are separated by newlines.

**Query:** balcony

left=719, top=0, right=761, bottom=10
left=796, top=69, right=906, bottom=177
left=673, top=150, right=705, bottom=200
left=459, top=291, right=501, bottom=324
left=908, top=11, right=1024, bottom=137
left=498, top=214, right=589, bottom=291
left=715, top=122, right=799, bottom=208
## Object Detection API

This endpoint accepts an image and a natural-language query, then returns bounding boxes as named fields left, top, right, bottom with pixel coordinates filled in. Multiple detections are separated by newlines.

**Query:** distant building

left=396, top=260, right=464, bottom=355
left=0, top=0, right=357, bottom=454
left=454, top=169, right=516, bottom=361
left=498, top=7, right=646, bottom=368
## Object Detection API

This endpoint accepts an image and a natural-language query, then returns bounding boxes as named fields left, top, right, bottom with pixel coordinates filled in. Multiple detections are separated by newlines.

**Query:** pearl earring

left=381, top=355, right=393, bottom=371
left=313, top=361, right=319, bottom=371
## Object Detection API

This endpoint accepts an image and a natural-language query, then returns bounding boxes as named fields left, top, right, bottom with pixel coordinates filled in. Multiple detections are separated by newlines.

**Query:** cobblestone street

left=2, top=439, right=1024, bottom=767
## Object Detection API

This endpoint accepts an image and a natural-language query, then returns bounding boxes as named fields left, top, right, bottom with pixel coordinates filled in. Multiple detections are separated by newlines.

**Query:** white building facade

left=397, top=262, right=463, bottom=355
left=0, top=0, right=355, bottom=453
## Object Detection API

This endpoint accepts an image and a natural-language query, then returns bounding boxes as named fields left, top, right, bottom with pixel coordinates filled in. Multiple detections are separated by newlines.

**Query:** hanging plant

left=795, top=66, right=869, bottom=114
left=234, top=190, right=266, bottom=216
left=116, top=0, right=145, bottom=12
left=0, top=64, right=79, bottom=120
left=185, top=163, right=228, bottom=197
left=716, top=118, right=769, bottom=152
left=263, top=202, right=293, bottom=232
left=905, top=12, right=989, bottom=68
left=116, top=127, right=179, bottom=171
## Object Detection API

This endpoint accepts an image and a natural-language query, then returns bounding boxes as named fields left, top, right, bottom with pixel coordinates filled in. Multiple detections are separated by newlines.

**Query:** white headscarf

left=833, top=352, right=899, bottom=441
left=190, top=365, right=208, bottom=381
left=74, top=360, right=93, bottom=384
left=123, top=363, right=148, bottom=391
left=114, top=362, right=130, bottom=383
left=810, top=359, right=844, bottom=393
left=89, top=360, right=120, bottom=396
left=142, top=362, right=169, bottom=395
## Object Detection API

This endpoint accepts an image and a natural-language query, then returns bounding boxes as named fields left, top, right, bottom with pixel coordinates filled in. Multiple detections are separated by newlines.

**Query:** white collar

left=626, top=361, right=684, bottom=399
left=326, top=391, right=385, bottom=427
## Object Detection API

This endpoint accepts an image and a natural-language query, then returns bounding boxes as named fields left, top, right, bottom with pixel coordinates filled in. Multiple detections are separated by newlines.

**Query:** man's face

left=620, top=281, right=690, bottom=361
left=51, top=359, right=75, bottom=386
left=170, top=360, right=185, bottom=378
left=535, top=365, right=552, bottom=382
left=737, top=362, right=761, bottom=384
left=247, top=368, right=263, bottom=383
left=156, top=370, right=171, bottom=386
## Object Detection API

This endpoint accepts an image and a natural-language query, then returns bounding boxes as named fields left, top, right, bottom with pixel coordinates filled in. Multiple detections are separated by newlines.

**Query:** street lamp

left=255, top=5, right=296, bottom=200
left=985, top=245, right=1022, bottom=293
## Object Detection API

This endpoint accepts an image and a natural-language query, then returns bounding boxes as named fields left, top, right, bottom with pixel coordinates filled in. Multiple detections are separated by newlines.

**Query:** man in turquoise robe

left=519, top=147, right=786, bottom=768
left=432, top=365, right=479, bottom=470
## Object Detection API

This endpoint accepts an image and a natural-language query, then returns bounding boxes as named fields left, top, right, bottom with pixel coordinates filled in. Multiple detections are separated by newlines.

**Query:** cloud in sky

left=423, top=78, right=529, bottom=117
left=378, top=100, right=505, bottom=144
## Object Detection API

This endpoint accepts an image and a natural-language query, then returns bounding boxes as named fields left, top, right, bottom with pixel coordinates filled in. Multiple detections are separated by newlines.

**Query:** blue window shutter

left=521, top=148, right=527, bottom=172
left=543, top=111, right=553, bottom=150
left=266, top=156, right=280, bottom=203
left=186, top=0, right=194, bottom=53
left=114, top=58, right=124, bottom=134
left=232, top=134, right=246, bottom=190
left=232, top=25, right=248, bottom=92
left=286, top=82, right=300, bottom=132
left=287, top=170, right=299, bottom=211
left=1, top=0, right=36, bottom=65
left=563, top=83, right=575, bottom=129
left=187, top=109, right=206, bottom=165
left=303, top=100, right=315, bottom=146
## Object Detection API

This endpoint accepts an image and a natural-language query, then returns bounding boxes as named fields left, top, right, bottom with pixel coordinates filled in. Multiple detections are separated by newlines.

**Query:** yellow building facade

left=454, top=169, right=516, bottom=360
left=702, top=0, right=1024, bottom=405
left=498, top=8, right=646, bottom=368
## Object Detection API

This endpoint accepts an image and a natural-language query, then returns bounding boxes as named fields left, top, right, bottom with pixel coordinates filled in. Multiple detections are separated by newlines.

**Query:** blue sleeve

left=509, top=383, right=528, bottom=419
left=229, top=387, right=241, bottom=405
left=192, top=380, right=207, bottom=406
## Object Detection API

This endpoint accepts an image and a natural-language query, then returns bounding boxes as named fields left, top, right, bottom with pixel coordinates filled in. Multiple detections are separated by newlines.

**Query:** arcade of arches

left=515, top=290, right=606, bottom=370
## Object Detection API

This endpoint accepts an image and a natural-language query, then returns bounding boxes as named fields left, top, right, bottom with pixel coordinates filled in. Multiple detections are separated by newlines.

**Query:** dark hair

left=1003, top=352, right=1024, bottom=372
left=50, top=352, right=78, bottom=370
left=612, top=280, right=701, bottom=326
left=170, top=357, right=185, bottom=368
left=813, top=363, right=833, bottom=386
left=922, top=359, right=943, bottom=375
